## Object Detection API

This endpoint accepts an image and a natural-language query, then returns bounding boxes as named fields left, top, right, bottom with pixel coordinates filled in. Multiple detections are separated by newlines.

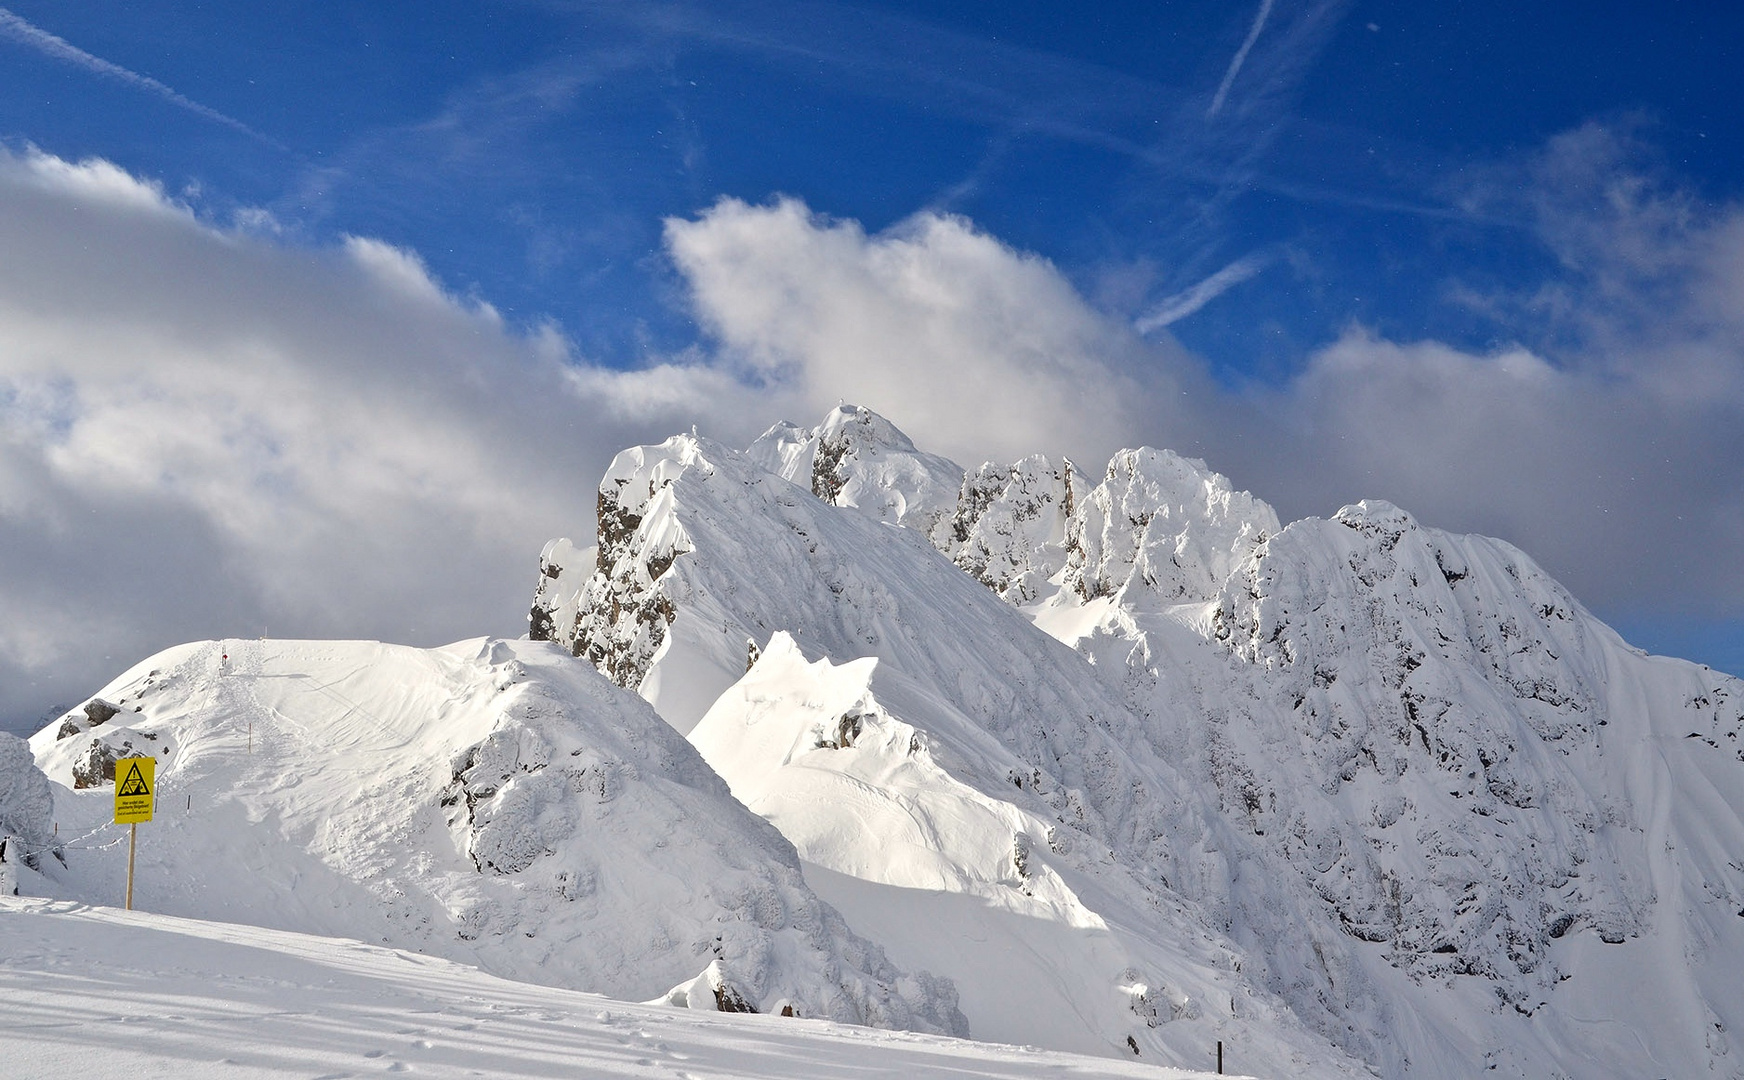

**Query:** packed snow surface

left=0, top=897, right=1223, bottom=1080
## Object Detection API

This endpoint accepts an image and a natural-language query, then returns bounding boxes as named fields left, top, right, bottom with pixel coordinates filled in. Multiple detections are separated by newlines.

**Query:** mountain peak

left=748, top=403, right=964, bottom=533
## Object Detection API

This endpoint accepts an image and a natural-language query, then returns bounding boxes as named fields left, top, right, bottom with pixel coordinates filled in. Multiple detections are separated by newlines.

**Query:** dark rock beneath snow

left=70, top=730, right=160, bottom=790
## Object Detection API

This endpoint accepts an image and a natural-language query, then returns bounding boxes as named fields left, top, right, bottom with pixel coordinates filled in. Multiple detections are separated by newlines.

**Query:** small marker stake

left=1217, top=1039, right=1224, bottom=1074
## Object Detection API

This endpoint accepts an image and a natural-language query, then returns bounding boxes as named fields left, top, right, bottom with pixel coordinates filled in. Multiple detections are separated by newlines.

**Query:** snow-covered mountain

left=0, top=731, right=55, bottom=896
left=14, top=636, right=963, bottom=1032
left=17, top=399, right=1744, bottom=1079
left=1020, top=458, right=1744, bottom=1079
left=534, top=404, right=1744, bottom=1079
left=527, top=419, right=1365, bottom=1074
left=746, top=403, right=966, bottom=537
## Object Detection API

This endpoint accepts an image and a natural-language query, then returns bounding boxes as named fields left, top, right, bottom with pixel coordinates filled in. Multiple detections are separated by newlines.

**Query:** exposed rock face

left=933, top=455, right=1084, bottom=604
left=56, top=697, right=124, bottom=741
left=68, top=728, right=169, bottom=790
left=528, top=443, right=701, bottom=710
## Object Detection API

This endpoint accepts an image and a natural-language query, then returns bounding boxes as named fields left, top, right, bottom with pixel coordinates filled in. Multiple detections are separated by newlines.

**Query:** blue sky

left=6, top=0, right=1738, bottom=370
left=2, top=0, right=1743, bottom=728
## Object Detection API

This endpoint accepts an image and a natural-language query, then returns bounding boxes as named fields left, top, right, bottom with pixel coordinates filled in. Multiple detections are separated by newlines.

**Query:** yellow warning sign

left=114, top=756, right=155, bottom=824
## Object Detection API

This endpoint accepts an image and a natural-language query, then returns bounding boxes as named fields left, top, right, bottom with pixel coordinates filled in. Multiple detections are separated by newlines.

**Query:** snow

left=747, top=404, right=965, bottom=537
left=1014, top=460, right=1744, bottom=1077
left=541, top=403, right=1744, bottom=1079
left=0, top=896, right=1226, bottom=1080
left=1059, top=447, right=1277, bottom=607
left=935, top=454, right=1085, bottom=604
left=539, top=427, right=1369, bottom=1075
left=0, top=732, right=55, bottom=895
left=16, top=400, right=1744, bottom=1080
left=20, top=636, right=962, bottom=1032
left=687, top=638, right=1358, bottom=1072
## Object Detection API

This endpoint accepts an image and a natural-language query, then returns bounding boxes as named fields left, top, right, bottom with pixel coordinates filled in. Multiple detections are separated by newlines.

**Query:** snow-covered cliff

left=538, top=404, right=1744, bottom=1079
left=971, top=431, right=1744, bottom=1079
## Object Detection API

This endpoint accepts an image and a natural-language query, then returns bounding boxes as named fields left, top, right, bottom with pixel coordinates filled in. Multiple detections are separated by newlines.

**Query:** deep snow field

left=0, top=896, right=1214, bottom=1079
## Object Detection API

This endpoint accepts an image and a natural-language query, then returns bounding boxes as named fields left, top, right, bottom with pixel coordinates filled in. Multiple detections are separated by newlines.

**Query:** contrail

left=1207, top=0, right=1274, bottom=118
left=0, top=6, right=276, bottom=145
left=1135, top=255, right=1268, bottom=333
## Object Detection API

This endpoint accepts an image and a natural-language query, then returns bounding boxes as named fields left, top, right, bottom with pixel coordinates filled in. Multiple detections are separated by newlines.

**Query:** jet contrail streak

left=1207, top=0, right=1275, bottom=118
left=1135, top=255, right=1268, bottom=333
left=0, top=6, right=276, bottom=145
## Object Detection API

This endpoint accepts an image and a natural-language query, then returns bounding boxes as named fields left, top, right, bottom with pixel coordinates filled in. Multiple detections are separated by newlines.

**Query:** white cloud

left=658, top=146, right=1744, bottom=631
left=6, top=123, right=1744, bottom=728
left=663, top=197, right=1183, bottom=468
left=0, top=148, right=741, bottom=728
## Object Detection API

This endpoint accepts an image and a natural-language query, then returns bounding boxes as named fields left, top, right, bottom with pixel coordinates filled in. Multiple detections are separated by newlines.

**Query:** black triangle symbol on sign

left=116, top=762, right=151, bottom=797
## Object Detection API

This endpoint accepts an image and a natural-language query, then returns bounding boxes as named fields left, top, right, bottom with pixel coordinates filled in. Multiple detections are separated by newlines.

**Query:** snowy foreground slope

left=534, top=405, right=1744, bottom=1080
left=0, top=897, right=1209, bottom=1080
left=16, top=636, right=962, bottom=1031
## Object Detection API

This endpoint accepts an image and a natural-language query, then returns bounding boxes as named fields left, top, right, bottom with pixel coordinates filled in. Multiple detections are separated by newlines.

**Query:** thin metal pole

left=1217, top=1039, right=1223, bottom=1074
left=125, top=823, right=137, bottom=910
